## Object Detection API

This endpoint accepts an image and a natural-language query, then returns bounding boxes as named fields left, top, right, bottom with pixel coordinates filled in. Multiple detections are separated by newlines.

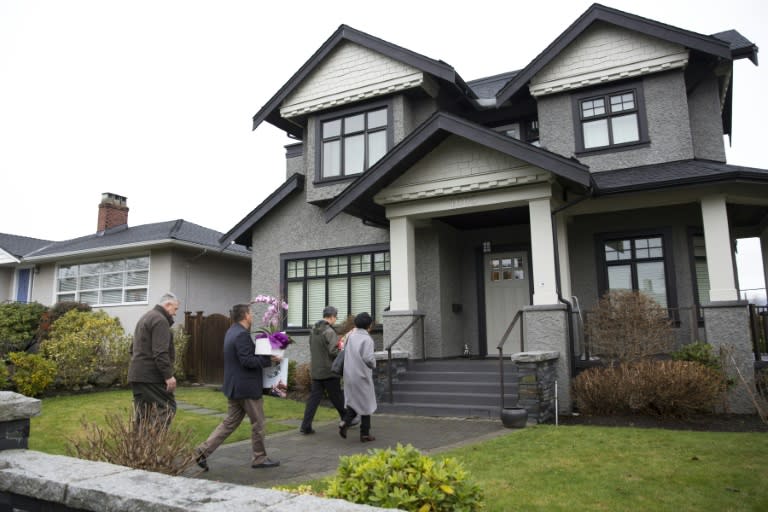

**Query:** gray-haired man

left=128, top=292, right=180, bottom=426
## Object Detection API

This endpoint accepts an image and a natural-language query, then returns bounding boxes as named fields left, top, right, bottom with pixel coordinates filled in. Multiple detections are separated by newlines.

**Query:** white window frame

left=55, top=255, right=150, bottom=306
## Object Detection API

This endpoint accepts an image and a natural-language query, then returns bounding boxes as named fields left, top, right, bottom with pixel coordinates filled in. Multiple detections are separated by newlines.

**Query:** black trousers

left=300, top=377, right=345, bottom=430
left=131, top=381, right=176, bottom=428
left=342, top=406, right=371, bottom=436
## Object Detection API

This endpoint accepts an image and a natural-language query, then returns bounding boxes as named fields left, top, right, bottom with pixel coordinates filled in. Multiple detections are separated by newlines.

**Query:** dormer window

left=573, top=81, right=648, bottom=154
left=317, top=101, right=391, bottom=182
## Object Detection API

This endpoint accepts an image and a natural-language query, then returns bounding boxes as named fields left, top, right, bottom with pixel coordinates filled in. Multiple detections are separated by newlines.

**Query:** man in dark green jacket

left=299, top=306, right=346, bottom=434
left=128, top=292, right=180, bottom=427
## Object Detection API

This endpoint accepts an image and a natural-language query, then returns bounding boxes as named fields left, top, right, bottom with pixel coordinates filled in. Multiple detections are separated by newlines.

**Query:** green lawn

left=28, top=390, right=768, bottom=511
left=29, top=386, right=336, bottom=455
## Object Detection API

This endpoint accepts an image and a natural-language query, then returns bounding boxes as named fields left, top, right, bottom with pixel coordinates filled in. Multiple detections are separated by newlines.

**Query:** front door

left=484, top=251, right=531, bottom=355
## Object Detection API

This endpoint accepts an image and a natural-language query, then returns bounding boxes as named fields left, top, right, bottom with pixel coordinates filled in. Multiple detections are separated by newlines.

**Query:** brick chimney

left=97, top=193, right=129, bottom=232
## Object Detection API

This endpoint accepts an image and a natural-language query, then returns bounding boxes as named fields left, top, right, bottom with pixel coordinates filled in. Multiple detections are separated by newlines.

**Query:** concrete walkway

left=177, top=401, right=514, bottom=489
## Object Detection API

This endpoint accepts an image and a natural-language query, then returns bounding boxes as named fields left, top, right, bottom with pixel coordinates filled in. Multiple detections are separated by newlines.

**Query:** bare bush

left=294, top=363, right=312, bottom=396
left=585, top=290, right=675, bottom=363
left=67, top=406, right=198, bottom=475
left=573, top=360, right=725, bottom=417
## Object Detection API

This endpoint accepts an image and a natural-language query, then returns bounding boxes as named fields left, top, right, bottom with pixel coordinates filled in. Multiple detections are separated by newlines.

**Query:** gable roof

left=324, top=112, right=591, bottom=225
left=591, top=159, right=768, bottom=195
left=495, top=3, right=750, bottom=106
left=0, top=233, right=53, bottom=261
left=251, top=24, right=476, bottom=138
left=219, top=173, right=305, bottom=248
left=22, top=220, right=250, bottom=262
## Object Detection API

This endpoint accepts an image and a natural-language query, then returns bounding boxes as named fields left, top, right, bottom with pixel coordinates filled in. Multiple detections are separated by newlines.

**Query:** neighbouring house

left=1, top=193, right=251, bottom=334
left=222, top=3, right=767, bottom=413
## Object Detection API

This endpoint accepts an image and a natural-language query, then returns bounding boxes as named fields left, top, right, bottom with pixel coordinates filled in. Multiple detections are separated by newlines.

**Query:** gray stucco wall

left=248, top=190, right=389, bottom=365
left=539, top=71, right=694, bottom=172
left=688, top=75, right=726, bottom=162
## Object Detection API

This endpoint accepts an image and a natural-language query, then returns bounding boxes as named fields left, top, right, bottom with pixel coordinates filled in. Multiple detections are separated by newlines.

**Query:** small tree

left=585, top=290, right=675, bottom=364
left=0, top=302, right=47, bottom=355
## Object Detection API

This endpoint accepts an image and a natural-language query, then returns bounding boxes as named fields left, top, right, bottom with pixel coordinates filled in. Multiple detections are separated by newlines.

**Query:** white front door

left=484, top=251, right=531, bottom=355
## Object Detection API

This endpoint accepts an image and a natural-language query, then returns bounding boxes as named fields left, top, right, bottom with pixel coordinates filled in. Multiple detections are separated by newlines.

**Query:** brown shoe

left=360, top=435, right=376, bottom=442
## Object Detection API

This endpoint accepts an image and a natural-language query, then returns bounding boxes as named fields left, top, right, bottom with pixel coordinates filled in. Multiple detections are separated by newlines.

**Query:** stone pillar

left=0, top=392, right=41, bottom=451
left=382, top=310, right=425, bottom=359
left=703, top=302, right=755, bottom=413
left=511, top=351, right=559, bottom=423
left=523, top=304, right=571, bottom=412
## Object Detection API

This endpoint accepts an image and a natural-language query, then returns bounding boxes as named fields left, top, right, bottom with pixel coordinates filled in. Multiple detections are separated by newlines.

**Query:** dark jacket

left=309, top=319, right=340, bottom=380
left=128, top=305, right=175, bottom=383
left=223, top=322, right=272, bottom=400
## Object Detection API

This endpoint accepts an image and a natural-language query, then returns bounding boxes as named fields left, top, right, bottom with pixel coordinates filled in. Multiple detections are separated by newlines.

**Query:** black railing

left=749, top=304, right=768, bottom=361
left=386, top=315, right=425, bottom=404
left=497, top=310, right=524, bottom=409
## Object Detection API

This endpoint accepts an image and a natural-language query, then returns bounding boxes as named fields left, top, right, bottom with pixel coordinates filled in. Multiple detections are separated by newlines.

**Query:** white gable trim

left=530, top=23, right=689, bottom=97
left=281, top=42, right=425, bottom=118
left=0, top=248, right=19, bottom=265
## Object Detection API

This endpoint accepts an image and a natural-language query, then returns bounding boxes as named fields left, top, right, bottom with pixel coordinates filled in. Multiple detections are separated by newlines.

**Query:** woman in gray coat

left=338, top=312, right=377, bottom=442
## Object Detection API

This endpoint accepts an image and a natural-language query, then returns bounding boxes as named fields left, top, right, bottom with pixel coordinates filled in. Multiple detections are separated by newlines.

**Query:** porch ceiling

left=436, top=206, right=530, bottom=230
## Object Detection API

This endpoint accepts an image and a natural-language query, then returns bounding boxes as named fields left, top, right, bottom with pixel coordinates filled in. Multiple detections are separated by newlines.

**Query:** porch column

left=528, top=197, right=558, bottom=305
left=389, top=215, right=418, bottom=311
left=555, top=213, right=573, bottom=301
left=761, top=228, right=768, bottom=294
left=700, top=195, right=738, bottom=301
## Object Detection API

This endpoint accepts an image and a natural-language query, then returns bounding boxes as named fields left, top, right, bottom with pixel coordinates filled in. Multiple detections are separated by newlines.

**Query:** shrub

left=42, top=309, right=128, bottom=389
left=585, top=290, right=675, bottom=363
left=672, top=341, right=721, bottom=371
left=36, top=301, right=92, bottom=342
left=171, top=325, right=189, bottom=382
left=294, top=362, right=312, bottom=394
left=0, top=302, right=47, bottom=355
left=573, top=359, right=726, bottom=417
left=7, top=351, right=57, bottom=397
left=287, top=359, right=297, bottom=390
left=0, top=358, right=9, bottom=389
left=325, top=443, right=484, bottom=511
left=67, top=407, right=197, bottom=476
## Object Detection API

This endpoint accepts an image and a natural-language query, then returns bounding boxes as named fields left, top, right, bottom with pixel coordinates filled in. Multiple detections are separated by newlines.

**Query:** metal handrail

left=497, top=310, right=524, bottom=410
left=386, top=315, right=425, bottom=404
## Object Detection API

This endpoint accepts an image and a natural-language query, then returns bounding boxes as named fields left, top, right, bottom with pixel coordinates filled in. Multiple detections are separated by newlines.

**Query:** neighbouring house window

left=600, top=235, right=669, bottom=308
left=285, top=249, right=391, bottom=328
left=56, top=256, right=149, bottom=305
left=494, top=119, right=539, bottom=146
left=318, top=103, right=391, bottom=181
left=573, top=82, right=647, bottom=153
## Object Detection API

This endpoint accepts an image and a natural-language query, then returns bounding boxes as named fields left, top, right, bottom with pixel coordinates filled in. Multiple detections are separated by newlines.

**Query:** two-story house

left=222, top=3, right=766, bottom=413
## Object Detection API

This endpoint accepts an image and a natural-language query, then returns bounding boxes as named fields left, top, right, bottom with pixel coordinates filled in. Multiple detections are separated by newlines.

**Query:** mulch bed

left=557, top=413, right=768, bottom=433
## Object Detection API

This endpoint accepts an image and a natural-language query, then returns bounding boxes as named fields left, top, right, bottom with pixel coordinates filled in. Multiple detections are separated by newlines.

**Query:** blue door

left=16, top=268, right=31, bottom=303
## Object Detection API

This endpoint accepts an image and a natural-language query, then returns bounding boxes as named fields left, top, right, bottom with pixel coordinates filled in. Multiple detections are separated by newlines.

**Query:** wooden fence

left=184, top=311, right=232, bottom=384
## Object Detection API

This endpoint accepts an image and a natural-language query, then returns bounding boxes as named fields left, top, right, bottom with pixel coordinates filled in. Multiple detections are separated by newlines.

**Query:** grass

left=290, top=424, right=768, bottom=512
left=29, top=385, right=337, bottom=455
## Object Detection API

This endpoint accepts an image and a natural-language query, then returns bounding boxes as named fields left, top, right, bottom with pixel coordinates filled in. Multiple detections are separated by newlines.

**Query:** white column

left=761, top=228, right=768, bottom=297
left=389, top=215, right=418, bottom=311
left=529, top=197, right=559, bottom=305
left=555, top=213, right=572, bottom=301
left=700, top=195, right=738, bottom=301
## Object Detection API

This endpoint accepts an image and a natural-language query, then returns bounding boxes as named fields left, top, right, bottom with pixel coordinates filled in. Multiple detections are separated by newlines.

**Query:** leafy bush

left=36, top=301, right=92, bottom=342
left=0, top=302, right=47, bottom=355
left=325, top=443, right=484, bottom=511
left=42, top=309, right=129, bottom=389
left=585, top=290, right=675, bottom=363
left=7, top=351, right=57, bottom=397
left=67, top=407, right=196, bottom=475
left=573, top=359, right=726, bottom=417
left=170, top=325, right=189, bottom=381
left=0, top=358, right=9, bottom=389
left=672, top=341, right=721, bottom=371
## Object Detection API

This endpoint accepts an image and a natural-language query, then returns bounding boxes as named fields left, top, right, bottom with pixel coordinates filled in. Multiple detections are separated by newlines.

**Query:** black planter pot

left=500, top=407, right=528, bottom=428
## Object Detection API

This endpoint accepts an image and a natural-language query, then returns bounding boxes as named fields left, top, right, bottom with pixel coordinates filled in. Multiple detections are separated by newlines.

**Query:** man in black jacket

left=194, top=303, right=280, bottom=470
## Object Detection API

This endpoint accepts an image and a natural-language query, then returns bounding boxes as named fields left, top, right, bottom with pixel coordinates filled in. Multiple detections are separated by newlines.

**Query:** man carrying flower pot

left=194, top=303, right=280, bottom=471
left=299, top=305, right=349, bottom=434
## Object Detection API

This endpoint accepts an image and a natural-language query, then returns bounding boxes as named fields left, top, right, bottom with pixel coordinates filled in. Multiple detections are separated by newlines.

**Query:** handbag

left=331, top=348, right=345, bottom=375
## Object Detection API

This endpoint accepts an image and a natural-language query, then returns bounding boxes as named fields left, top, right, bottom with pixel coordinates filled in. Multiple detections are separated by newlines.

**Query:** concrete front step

left=393, top=380, right=517, bottom=395
left=401, top=370, right=516, bottom=382
left=377, top=401, right=504, bottom=420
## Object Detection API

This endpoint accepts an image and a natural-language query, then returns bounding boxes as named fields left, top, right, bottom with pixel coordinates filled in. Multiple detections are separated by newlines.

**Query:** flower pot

left=500, top=407, right=528, bottom=428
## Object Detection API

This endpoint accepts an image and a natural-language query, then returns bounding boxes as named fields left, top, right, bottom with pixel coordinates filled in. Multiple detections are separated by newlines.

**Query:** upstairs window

left=574, top=82, right=647, bottom=153
left=318, top=103, right=390, bottom=181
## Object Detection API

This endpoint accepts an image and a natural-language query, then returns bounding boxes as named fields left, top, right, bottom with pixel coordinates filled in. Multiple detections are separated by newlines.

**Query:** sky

left=0, top=0, right=765, bottom=291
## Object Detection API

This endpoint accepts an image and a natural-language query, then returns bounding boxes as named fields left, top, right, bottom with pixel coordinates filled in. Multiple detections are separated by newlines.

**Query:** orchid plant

left=251, top=294, right=293, bottom=350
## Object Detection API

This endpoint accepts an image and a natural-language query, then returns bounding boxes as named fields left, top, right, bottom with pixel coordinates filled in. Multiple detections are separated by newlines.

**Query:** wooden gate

left=184, top=311, right=232, bottom=384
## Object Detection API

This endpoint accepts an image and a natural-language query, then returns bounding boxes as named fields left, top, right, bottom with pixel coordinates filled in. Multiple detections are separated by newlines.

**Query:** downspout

left=550, top=180, right=594, bottom=379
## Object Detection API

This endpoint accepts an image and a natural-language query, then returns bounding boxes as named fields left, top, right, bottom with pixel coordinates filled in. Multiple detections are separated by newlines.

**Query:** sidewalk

left=178, top=403, right=513, bottom=488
